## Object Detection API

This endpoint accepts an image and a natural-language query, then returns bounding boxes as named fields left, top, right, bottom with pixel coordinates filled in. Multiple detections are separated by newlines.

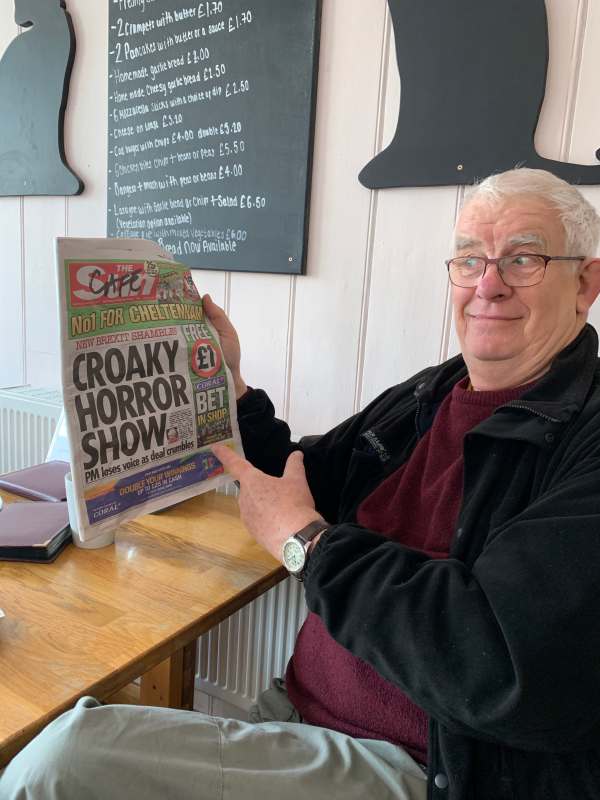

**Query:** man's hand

left=212, top=444, right=325, bottom=561
left=203, top=294, right=248, bottom=399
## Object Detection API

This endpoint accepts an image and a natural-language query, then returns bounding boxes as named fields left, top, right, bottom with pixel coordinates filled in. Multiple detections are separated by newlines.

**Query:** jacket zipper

left=414, top=396, right=426, bottom=438
left=501, top=403, right=560, bottom=424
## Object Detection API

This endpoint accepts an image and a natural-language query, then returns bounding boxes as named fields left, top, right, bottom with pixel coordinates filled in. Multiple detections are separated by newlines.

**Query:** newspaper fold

left=56, top=237, right=242, bottom=542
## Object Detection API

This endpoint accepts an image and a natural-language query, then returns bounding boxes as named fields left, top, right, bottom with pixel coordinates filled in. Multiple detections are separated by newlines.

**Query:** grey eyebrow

left=453, top=233, right=546, bottom=253
left=506, top=234, right=546, bottom=250
left=454, top=236, right=481, bottom=251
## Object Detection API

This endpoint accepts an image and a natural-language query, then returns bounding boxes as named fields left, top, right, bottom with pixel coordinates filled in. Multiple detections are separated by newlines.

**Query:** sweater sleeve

left=304, top=451, right=600, bottom=752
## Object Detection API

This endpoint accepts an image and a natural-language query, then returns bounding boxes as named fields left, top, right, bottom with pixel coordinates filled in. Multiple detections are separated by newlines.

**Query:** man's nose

left=476, top=262, right=512, bottom=299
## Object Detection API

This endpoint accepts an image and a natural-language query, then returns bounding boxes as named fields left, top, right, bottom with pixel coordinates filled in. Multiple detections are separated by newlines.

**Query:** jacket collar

left=503, top=324, right=598, bottom=423
left=415, top=324, right=599, bottom=426
left=363, top=325, right=599, bottom=461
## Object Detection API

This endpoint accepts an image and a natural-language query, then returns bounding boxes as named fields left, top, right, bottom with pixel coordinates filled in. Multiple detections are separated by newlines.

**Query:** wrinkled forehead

left=453, top=195, right=566, bottom=253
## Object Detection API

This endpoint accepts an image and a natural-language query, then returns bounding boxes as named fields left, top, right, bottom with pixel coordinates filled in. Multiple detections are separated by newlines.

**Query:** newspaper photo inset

left=55, top=237, right=242, bottom=542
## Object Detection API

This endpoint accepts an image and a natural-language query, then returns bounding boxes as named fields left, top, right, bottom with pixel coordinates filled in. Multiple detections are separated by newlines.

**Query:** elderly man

left=2, top=168, right=600, bottom=800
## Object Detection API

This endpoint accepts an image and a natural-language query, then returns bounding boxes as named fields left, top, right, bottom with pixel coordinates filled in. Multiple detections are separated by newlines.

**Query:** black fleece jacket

left=238, top=324, right=600, bottom=800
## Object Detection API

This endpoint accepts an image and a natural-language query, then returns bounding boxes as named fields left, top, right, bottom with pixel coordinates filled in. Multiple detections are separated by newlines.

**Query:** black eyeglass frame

left=445, top=253, right=585, bottom=288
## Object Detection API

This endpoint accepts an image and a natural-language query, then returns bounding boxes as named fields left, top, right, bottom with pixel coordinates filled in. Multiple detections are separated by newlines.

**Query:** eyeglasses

left=445, top=253, right=585, bottom=288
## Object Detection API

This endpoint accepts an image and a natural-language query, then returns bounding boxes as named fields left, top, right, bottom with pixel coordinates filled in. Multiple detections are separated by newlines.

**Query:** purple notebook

left=0, top=461, right=70, bottom=502
left=0, top=501, right=71, bottom=562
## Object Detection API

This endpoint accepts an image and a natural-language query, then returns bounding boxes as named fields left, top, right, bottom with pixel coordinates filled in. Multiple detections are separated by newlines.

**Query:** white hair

left=462, top=168, right=600, bottom=257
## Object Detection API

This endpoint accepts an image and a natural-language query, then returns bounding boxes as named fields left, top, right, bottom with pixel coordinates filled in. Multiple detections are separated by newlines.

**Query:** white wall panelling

left=228, top=272, right=292, bottom=415
left=288, top=0, right=389, bottom=435
left=22, top=197, right=66, bottom=388
left=535, top=0, right=584, bottom=161
left=66, top=0, right=109, bottom=237
left=1, top=0, right=600, bottom=416
left=572, top=0, right=600, bottom=331
left=360, top=185, right=459, bottom=405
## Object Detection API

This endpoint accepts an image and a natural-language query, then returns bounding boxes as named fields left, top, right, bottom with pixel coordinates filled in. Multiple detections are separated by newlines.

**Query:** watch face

left=283, top=539, right=306, bottom=573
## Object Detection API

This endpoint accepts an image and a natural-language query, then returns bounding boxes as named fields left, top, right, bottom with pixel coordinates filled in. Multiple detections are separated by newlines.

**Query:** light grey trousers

left=0, top=689, right=428, bottom=800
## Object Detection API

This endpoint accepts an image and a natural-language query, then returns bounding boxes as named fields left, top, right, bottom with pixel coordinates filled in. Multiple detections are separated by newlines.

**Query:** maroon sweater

left=286, top=377, right=531, bottom=763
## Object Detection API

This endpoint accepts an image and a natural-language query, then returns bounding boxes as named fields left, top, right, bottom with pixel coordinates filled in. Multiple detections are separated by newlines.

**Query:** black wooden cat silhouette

left=0, top=0, right=83, bottom=195
left=360, top=0, right=600, bottom=188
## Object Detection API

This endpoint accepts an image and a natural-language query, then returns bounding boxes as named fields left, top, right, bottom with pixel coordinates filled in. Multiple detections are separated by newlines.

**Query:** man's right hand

left=202, top=294, right=249, bottom=399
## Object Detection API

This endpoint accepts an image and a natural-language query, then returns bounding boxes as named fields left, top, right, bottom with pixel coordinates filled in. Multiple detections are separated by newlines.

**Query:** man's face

left=452, top=195, right=585, bottom=379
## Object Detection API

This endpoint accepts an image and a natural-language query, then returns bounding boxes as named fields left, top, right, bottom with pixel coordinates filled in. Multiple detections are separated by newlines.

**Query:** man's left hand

left=211, top=445, right=324, bottom=561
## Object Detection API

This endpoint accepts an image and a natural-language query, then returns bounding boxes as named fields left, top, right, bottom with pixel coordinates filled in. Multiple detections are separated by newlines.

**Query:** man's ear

left=576, top=259, right=600, bottom=315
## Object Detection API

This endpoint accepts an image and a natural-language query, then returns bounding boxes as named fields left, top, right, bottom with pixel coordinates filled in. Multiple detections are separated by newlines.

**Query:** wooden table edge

left=0, top=565, right=286, bottom=768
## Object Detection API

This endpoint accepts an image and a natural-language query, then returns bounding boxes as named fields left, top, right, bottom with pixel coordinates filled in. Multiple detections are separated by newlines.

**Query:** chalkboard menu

left=107, top=0, right=321, bottom=274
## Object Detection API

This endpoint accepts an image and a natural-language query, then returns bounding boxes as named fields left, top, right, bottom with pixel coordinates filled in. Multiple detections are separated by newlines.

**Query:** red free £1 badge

left=191, top=339, right=222, bottom=378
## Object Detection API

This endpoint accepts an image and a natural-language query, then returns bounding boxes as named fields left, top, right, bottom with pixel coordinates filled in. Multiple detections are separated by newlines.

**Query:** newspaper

left=55, top=237, right=242, bottom=542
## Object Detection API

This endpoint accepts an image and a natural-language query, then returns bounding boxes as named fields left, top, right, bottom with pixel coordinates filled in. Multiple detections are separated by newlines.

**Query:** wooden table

left=0, top=490, right=285, bottom=768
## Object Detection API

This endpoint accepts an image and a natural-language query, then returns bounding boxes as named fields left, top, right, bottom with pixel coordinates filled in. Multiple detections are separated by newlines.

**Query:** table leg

left=139, top=639, right=198, bottom=710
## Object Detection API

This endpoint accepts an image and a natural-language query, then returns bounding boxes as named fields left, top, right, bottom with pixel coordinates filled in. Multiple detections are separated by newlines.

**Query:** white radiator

left=0, top=386, right=62, bottom=472
left=195, top=575, right=307, bottom=713
left=0, top=387, right=307, bottom=717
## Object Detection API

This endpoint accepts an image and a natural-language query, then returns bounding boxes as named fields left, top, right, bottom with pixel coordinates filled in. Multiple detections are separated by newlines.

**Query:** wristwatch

left=282, top=519, right=329, bottom=581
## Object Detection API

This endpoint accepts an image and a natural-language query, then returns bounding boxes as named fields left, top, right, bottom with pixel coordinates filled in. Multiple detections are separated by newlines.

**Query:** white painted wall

left=1, top=0, right=600, bottom=438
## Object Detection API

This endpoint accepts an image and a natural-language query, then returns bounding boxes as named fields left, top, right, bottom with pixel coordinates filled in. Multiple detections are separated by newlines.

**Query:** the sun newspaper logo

left=68, top=261, right=158, bottom=307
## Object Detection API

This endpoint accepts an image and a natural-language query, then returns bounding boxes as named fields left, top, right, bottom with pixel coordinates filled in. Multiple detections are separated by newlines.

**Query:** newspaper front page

left=56, top=238, right=242, bottom=542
